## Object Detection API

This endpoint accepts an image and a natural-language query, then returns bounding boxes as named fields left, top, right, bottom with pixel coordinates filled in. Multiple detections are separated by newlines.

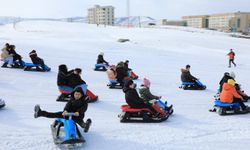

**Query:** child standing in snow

left=227, top=49, right=236, bottom=68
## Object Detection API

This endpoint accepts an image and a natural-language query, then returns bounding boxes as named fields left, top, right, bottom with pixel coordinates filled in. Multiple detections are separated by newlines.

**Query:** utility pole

left=127, top=0, right=130, bottom=28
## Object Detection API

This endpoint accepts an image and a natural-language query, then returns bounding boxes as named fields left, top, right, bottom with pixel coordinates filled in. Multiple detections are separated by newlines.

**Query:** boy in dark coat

left=116, top=61, right=129, bottom=86
left=34, top=87, right=91, bottom=132
left=57, top=64, right=74, bottom=86
left=181, top=65, right=197, bottom=82
left=29, top=50, right=46, bottom=70
left=68, top=68, right=87, bottom=88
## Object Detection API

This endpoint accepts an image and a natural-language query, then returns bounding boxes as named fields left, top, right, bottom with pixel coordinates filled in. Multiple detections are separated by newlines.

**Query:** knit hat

left=142, top=78, right=151, bottom=88
left=227, top=79, right=235, bottom=86
left=229, top=71, right=236, bottom=79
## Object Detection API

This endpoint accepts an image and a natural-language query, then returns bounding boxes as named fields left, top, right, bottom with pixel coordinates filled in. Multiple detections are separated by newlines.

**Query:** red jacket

left=220, top=83, right=242, bottom=103
left=227, top=52, right=235, bottom=60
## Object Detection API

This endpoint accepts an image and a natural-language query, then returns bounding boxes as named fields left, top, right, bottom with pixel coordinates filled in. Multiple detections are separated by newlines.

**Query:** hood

left=71, top=87, right=85, bottom=98
left=123, top=86, right=131, bottom=93
left=181, top=68, right=188, bottom=73
left=59, top=64, right=68, bottom=74
left=222, top=83, right=234, bottom=91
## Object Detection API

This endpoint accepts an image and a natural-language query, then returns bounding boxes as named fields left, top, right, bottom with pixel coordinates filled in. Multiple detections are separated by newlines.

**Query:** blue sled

left=24, top=63, right=51, bottom=72
left=180, top=80, right=206, bottom=90
left=51, top=113, right=85, bottom=145
left=213, top=100, right=249, bottom=115
left=94, top=64, right=108, bottom=71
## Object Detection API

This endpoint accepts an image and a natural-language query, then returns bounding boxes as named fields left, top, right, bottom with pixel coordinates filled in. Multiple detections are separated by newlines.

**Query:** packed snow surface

left=0, top=21, right=250, bottom=150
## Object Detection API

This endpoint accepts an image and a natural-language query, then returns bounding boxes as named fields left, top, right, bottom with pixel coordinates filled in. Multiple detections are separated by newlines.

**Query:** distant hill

left=0, top=16, right=157, bottom=26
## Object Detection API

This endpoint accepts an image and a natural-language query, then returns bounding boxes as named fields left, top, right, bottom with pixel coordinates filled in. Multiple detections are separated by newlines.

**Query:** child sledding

left=211, top=79, right=250, bottom=115
left=107, top=61, right=139, bottom=89
left=179, top=65, right=206, bottom=90
left=24, top=50, right=51, bottom=72
left=94, top=52, right=109, bottom=71
left=34, top=87, right=91, bottom=146
left=1, top=43, right=51, bottom=72
left=1, top=43, right=25, bottom=68
left=118, top=80, right=171, bottom=123
left=57, top=65, right=98, bottom=103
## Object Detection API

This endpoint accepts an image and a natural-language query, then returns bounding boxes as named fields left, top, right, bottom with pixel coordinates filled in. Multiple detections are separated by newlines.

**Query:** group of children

left=96, top=52, right=173, bottom=117
left=216, top=72, right=250, bottom=112
left=1, top=43, right=48, bottom=71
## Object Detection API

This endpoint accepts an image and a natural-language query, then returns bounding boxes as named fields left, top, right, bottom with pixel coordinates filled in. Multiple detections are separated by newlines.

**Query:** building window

left=237, top=18, right=240, bottom=28
left=249, top=20, right=250, bottom=27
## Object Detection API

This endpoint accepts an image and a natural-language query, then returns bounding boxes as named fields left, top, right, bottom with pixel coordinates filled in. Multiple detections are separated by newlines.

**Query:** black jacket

left=116, top=66, right=128, bottom=82
left=57, top=65, right=74, bottom=86
left=97, top=55, right=108, bottom=64
left=219, top=75, right=234, bottom=92
left=29, top=51, right=43, bottom=64
left=123, top=87, right=146, bottom=108
left=64, top=88, right=88, bottom=117
left=181, top=68, right=197, bottom=82
left=68, top=73, right=86, bottom=88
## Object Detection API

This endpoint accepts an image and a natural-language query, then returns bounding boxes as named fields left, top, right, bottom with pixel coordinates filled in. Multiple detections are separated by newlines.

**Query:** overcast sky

left=0, top=0, right=249, bottom=19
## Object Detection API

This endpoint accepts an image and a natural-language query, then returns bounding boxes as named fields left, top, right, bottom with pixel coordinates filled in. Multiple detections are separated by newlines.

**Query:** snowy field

left=1, top=21, right=250, bottom=150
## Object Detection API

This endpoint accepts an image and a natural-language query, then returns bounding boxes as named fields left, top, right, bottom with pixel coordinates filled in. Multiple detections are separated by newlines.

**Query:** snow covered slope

left=0, top=21, right=250, bottom=150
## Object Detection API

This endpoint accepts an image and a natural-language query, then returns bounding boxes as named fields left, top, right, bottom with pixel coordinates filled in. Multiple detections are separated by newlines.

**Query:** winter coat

left=57, top=66, right=74, bottom=86
left=64, top=88, right=88, bottom=117
left=124, top=62, right=131, bottom=72
left=1, top=47, right=11, bottom=59
left=123, top=87, right=146, bottom=108
left=29, top=51, right=43, bottom=64
left=116, top=66, right=128, bottom=82
left=107, top=68, right=117, bottom=80
left=220, top=83, right=242, bottom=103
left=139, top=86, right=159, bottom=102
left=97, top=55, right=108, bottom=64
left=68, top=73, right=86, bottom=88
left=181, top=68, right=197, bottom=82
left=227, top=52, right=235, bottom=60
left=219, top=75, right=234, bottom=92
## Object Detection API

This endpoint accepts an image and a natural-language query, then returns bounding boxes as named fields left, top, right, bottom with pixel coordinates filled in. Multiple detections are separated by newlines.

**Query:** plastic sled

left=51, top=113, right=85, bottom=146
left=94, top=64, right=108, bottom=71
left=118, top=104, right=170, bottom=123
left=107, top=80, right=123, bottom=89
left=179, top=81, right=206, bottom=90
left=213, top=100, right=250, bottom=115
left=129, top=70, right=139, bottom=80
left=56, top=89, right=98, bottom=103
left=24, top=63, right=51, bottom=72
left=1, top=60, right=25, bottom=69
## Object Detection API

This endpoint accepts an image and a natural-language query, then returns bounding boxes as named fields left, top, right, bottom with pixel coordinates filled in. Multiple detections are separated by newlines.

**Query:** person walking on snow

left=227, top=49, right=236, bottom=68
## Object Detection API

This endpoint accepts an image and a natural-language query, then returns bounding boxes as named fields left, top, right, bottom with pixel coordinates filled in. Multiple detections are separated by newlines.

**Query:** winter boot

left=84, top=119, right=92, bottom=133
left=34, top=104, right=42, bottom=118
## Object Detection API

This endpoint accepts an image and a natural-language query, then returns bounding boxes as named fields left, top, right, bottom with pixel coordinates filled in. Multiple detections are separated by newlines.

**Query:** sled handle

left=64, top=112, right=77, bottom=120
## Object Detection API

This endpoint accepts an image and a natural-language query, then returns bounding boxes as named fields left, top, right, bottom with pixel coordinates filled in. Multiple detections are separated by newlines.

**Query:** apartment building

left=209, top=12, right=250, bottom=32
left=88, top=5, right=115, bottom=25
left=182, top=15, right=209, bottom=28
left=182, top=12, right=250, bottom=32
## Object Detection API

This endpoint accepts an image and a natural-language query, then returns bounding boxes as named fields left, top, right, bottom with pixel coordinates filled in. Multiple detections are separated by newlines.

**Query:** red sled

left=118, top=104, right=169, bottom=123
left=57, top=89, right=98, bottom=103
